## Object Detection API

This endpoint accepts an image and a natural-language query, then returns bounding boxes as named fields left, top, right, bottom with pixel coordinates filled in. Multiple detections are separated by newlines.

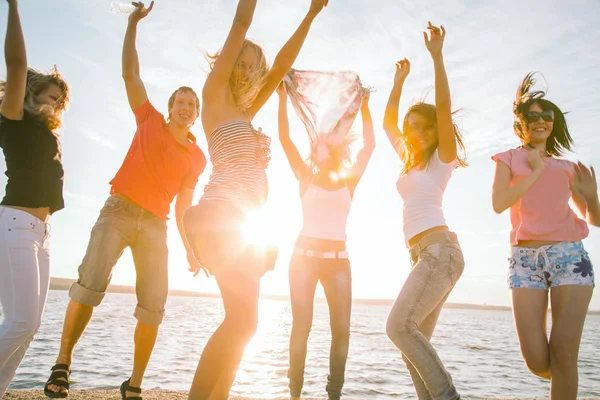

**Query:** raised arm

left=202, top=0, right=258, bottom=100
left=572, top=162, right=600, bottom=227
left=424, top=22, right=456, bottom=163
left=248, top=0, right=328, bottom=117
left=1, top=0, right=27, bottom=120
left=383, top=59, right=410, bottom=155
left=492, top=150, right=544, bottom=214
left=277, top=83, right=309, bottom=181
left=348, top=92, right=375, bottom=190
left=122, top=1, right=154, bottom=110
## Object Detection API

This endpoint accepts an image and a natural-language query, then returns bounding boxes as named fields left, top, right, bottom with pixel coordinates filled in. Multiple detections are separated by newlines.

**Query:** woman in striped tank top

left=183, top=1, right=329, bottom=398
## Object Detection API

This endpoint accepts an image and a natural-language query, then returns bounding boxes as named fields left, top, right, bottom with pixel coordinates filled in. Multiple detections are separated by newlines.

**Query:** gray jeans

left=386, top=242, right=465, bottom=400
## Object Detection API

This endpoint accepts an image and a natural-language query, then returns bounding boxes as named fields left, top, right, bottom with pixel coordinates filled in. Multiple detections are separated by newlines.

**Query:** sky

left=1, top=0, right=600, bottom=310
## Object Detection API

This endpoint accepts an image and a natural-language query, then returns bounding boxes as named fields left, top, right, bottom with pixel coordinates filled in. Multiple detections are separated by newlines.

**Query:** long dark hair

left=513, top=72, right=573, bottom=156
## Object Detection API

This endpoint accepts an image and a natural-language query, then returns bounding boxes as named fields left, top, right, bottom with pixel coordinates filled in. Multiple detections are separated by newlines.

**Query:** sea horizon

left=48, top=277, right=600, bottom=314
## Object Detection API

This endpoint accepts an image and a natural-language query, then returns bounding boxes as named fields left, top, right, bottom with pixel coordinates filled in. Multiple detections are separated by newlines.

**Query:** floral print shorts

left=508, top=241, right=594, bottom=289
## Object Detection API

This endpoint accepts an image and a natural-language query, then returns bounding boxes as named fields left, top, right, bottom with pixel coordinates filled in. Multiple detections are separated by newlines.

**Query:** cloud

left=79, top=127, right=116, bottom=149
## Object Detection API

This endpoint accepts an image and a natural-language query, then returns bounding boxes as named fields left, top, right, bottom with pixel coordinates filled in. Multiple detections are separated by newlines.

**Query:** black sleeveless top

left=0, top=112, right=65, bottom=214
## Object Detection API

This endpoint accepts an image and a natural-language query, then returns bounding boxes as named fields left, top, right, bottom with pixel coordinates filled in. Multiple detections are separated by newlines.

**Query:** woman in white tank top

left=382, top=22, right=467, bottom=400
left=277, top=83, right=374, bottom=400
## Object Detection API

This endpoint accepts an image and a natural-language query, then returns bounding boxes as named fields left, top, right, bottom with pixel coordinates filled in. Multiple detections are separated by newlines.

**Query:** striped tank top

left=201, top=121, right=271, bottom=210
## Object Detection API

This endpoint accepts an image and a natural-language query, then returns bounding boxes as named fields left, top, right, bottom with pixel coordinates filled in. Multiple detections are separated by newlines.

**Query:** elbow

left=365, top=140, right=376, bottom=151
left=122, top=70, right=137, bottom=82
left=492, top=199, right=506, bottom=214
left=382, top=119, right=396, bottom=132
left=269, top=62, right=286, bottom=77
left=6, top=62, right=27, bottom=74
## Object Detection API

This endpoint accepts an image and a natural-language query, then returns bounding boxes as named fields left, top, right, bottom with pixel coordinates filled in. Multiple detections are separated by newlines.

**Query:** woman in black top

left=0, top=1, right=70, bottom=397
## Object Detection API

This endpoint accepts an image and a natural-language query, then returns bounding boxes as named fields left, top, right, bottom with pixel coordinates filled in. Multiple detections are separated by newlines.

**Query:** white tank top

left=300, top=184, right=352, bottom=241
left=396, top=150, right=456, bottom=246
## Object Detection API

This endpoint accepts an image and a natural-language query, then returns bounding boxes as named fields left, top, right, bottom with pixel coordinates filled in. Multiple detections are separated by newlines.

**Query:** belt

left=293, top=247, right=349, bottom=259
left=409, top=231, right=459, bottom=263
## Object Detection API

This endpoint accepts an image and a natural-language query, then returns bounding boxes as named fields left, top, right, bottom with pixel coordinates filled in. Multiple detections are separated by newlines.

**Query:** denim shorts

left=508, top=241, right=594, bottom=290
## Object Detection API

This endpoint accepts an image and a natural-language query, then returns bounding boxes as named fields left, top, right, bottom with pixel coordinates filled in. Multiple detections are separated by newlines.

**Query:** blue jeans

left=288, top=255, right=351, bottom=400
left=386, top=242, right=464, bottom=400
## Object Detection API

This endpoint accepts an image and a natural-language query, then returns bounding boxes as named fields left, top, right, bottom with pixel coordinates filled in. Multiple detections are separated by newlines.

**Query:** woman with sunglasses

left=492, top=72, right=598, bottom=400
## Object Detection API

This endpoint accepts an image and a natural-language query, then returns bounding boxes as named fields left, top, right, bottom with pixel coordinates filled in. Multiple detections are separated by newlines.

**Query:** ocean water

left=5, top=291, right=600, bottom=399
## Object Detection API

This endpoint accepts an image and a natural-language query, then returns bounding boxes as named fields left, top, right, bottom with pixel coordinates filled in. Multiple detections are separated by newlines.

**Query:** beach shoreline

left=46, top=277, right=600, bottom=314
left=3, top=391, right=599, bottom=400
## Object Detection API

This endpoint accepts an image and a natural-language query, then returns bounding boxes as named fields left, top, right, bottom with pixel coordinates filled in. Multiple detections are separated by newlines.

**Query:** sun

left=242, top=208, right=280, bottom=247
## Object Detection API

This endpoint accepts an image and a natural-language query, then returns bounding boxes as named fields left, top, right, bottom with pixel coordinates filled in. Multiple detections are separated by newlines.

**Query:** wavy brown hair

left=207, top=39, right=269, bottom=112
left=513, top=72, right=573, bottom=156
left=0, top=66, right=70, bottom=134
left=398, top=102, right=467, bottom=175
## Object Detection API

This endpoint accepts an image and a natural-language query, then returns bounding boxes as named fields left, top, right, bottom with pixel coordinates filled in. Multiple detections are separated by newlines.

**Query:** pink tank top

left=492, top=147, right=589, bottom=245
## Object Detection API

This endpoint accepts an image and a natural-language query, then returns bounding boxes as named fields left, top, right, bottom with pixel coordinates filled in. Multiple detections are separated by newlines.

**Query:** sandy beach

left=3, top=391, right=600, bottom=400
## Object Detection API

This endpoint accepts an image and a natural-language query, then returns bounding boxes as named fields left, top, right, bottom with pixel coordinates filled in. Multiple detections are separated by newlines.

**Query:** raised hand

left=360, top=89, right=370, bottom=109
left=423, top=21, right=445, bottom=55
left=574, top=162, right=599, bottom=203
left=308, top=0, right=328, bottom=17
left=129, top=1, right=154, bottom=23
left=527, top=148, right=545, bottom=173
left=394, top=58, right=410, bottom=86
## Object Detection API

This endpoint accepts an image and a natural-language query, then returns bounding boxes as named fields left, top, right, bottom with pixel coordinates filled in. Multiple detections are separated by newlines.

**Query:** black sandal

left=120, top=378, right=143, bottom=399
left=43, top=363, right=70, bottom=399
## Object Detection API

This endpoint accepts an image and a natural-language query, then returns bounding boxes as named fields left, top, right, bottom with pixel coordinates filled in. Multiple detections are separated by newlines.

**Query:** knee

left=225, top=311, right=258, bottom=343
left=331, top=322, right=350, bottom=343
left=291, top=319, right=312, bottom=341
left=549, top=342, right=579, bottom=375
left=385, top=315, right=413, bottom=342
left=522, top=353, right=551, bottom=379
left=1, top=318, right=39, bottom=343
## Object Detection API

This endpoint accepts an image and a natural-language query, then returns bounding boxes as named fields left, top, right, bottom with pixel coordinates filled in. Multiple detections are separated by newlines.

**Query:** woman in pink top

left=492, top=72, right=598, bottom=400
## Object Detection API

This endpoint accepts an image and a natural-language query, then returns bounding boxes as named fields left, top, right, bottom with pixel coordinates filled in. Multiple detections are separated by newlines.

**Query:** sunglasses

left=524, top=110, right=554, bottom=123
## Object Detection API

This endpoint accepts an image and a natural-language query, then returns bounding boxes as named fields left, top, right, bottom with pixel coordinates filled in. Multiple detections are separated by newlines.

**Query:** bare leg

left=511, top=288, right=551, bottom=379
left=548, top=285, right=593, bottom=400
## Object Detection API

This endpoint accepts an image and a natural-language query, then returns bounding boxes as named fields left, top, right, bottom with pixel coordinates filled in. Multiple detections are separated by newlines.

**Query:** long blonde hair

left=399, top=103, right=467, bottom=174
left=0, top=66, right=70, bottom=134
left=207, top=39, right=268, bottom=112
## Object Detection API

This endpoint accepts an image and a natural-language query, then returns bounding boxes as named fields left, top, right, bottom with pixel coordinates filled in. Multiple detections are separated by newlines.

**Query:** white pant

left=0, top=207, right=51, bottom=396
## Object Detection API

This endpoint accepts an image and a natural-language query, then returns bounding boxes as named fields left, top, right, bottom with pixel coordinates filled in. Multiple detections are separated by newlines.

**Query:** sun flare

left=242, top=208, right=281, bottom=247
